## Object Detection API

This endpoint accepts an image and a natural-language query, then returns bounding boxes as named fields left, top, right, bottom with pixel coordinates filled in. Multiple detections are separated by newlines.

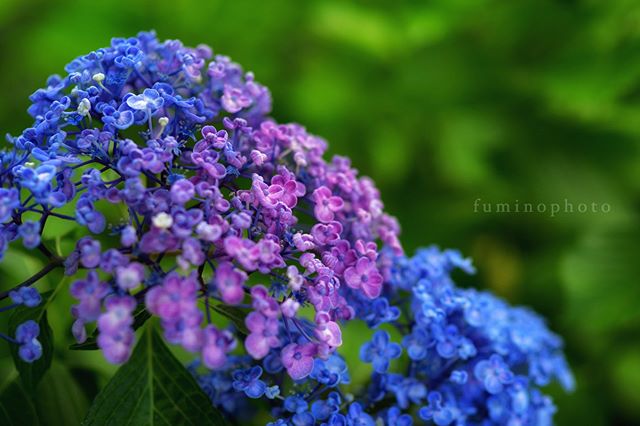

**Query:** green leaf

left=8, top=291, right=54, bottom=393
left=0, top=250, right=46, bottom=290
left=40, top=215, right=77, bottom=241
left=83, top=325, right=229, bottom=426
left=0, top=364, right=92, bottom=426
left=211, top=304, right=249, bottom=335
left=70, top=305, right=151, bottom=351
left=34, top=364, right=90, bottom=426
left=0, top=380, right=40, bottom=426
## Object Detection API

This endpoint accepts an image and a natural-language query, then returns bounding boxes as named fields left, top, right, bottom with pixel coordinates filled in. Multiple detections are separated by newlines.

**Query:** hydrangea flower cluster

left=381, top=248, right=574, bottom=425
left=0, top=32, right=401, bottom=370
left=189, top=247, right=573, bottom=425
left=0, top=32, right=572, bottom=425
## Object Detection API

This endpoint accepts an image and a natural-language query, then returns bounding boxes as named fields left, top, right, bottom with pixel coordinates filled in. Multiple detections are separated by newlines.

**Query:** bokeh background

left=1, top=0, right=639, bottom=424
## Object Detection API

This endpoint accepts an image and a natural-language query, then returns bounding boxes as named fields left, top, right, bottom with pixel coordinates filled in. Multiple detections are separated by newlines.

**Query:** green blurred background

left=1, top=0, right=639, bottom=424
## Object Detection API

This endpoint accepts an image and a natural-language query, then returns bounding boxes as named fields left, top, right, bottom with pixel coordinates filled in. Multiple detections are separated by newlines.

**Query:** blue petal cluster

left=378, top=247, right=574, bottom=425
left=15, top=320, right=42, bottom=362
left=4, top=288, right=43, bottom=362
left=1, top=31, right=270, bottom=255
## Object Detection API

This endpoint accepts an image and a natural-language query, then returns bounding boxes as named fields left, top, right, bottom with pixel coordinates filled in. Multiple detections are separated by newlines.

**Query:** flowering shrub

left=0, top=32, right=571, bottom=425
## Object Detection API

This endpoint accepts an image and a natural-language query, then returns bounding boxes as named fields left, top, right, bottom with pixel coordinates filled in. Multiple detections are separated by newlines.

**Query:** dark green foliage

left=82, top=325, right=228, bottom=426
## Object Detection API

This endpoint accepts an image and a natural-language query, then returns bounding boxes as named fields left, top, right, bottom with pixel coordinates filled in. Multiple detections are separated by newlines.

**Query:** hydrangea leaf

left=69, top=305, right=151, bottom=351
left=8, top=290, right=54, bottom=394
left=33, top=364, right=90, bottom=426
left=0, top=249, right=46, bottom=290
left=40, top=215, right=78, bottom=240
left=0, top=365, right=93, bottom=426
left=212, top=303, right=249, bottom=335
left=83, top=325, right=228, bottom=426
left=0, top=379, right=40, bottom=426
